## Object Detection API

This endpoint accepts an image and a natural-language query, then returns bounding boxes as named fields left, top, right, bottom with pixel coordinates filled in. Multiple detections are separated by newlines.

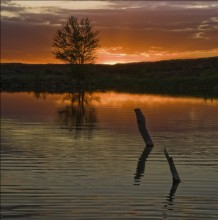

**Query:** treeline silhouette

left=1, top=56, right=218, bottom=97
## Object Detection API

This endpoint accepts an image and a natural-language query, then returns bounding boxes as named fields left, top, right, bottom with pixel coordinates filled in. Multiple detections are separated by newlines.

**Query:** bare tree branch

left=52, top=16, right=99, bottom=65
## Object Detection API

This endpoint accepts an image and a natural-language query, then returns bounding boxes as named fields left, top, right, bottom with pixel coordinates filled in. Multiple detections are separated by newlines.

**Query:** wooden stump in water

left=134, top=109, right=181, bottom=183
left=134, top=108, right=154, bottom=146
left=164, top=148, right=181, bottom=183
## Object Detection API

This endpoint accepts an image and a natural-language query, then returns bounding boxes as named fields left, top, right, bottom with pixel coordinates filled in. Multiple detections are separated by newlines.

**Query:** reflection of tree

left=58, top=91, right=99, bottom=137
left=31, top=92, right=48, bottom=100
left=134, top=145, right=153, bottom=185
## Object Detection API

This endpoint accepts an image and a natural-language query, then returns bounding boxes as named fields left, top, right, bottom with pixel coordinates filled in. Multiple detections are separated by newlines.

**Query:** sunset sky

left=1, top=0, right=218, bottom=64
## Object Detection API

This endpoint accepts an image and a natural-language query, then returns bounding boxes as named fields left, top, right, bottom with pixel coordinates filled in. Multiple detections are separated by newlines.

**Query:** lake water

left=1, top=91, right=218, bottom=219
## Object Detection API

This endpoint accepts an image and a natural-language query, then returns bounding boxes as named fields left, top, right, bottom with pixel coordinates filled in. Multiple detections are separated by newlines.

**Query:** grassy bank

left=1, top=56, right=218, bottom=97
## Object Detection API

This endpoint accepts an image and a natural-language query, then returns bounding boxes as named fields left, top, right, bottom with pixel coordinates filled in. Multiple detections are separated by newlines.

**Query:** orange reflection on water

left=1, top=91, right=217, bottom=111
left=91, top=92, right=217, bottom=107
left=1, top=91, right=217, bottom=127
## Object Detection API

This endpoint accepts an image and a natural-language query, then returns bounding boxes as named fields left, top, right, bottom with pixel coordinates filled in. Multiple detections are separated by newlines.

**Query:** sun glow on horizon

left=102, top=61, right=126, bottom=65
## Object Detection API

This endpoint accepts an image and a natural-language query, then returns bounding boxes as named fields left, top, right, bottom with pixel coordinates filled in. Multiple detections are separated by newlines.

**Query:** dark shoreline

left=1, top=56, right=218, bottom=98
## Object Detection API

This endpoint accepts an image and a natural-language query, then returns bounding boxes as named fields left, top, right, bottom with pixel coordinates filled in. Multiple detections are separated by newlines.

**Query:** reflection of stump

left=134, top=109, right=154, bottom=146
left=169, top=181, right=180, bottom=201
left=164, top=149, right=181, bottom=183
left=134, top=145, right=153, bottom=184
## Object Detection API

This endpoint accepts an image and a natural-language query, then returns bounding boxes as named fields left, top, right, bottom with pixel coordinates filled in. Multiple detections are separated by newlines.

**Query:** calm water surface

left=1, top=91, right=218, bottom=219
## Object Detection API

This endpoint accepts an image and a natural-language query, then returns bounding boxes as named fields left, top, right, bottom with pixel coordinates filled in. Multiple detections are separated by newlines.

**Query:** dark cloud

left=1, top=20, right=56, bottom=50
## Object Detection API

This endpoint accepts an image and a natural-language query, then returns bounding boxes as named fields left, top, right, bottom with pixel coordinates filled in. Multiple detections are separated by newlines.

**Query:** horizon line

left=1, top=55, right=218, bottom=66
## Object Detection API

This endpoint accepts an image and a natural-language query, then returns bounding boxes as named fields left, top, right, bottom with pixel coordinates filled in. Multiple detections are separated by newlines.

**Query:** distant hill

left=1, top=56, right=218, bottom=75
left=1, top=56, right=218, bottom=97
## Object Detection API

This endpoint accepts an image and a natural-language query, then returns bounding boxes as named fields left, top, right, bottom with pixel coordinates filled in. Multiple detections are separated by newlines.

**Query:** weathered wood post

left=134, top=109, right=181, bottom=184
left=164, top=148, right=181, bottom=183
left=134, top=108, right=154, bottom=146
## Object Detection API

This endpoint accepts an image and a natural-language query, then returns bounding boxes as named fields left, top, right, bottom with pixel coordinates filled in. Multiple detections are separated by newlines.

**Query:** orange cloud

left=1, top=1, right=218, bottom=64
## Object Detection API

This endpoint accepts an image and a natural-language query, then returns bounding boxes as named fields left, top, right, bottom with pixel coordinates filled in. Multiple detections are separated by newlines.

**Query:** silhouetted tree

left=52, top=16, right=99, bottom=65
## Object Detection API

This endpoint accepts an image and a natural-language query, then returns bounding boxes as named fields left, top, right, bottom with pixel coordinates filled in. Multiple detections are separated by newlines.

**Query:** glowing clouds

left=1, top=1, right=218, bottom=64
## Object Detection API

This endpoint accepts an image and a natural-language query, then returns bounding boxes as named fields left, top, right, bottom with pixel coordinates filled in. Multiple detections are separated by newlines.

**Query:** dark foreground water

left=1, top=91, right=218, bottom=219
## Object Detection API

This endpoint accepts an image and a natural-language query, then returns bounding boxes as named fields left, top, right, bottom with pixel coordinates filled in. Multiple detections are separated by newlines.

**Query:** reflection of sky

left=1, top=92, right=218, bottom=132
left=1, top=1, right=218, bottom=64
left=1, top=91, right=218, bottom=219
